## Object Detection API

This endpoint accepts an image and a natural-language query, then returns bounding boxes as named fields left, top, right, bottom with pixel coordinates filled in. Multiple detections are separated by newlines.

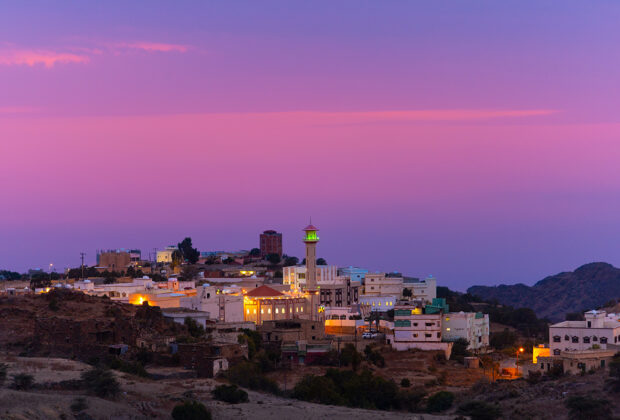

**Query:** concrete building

left=538, top=349, right=617, bottom=374
left=363, top=272, right=404, bottom=296
left=403, top=276, right=437, bottom=303
left=157, top=246, right=177, bottom=263
left=180, top=284, right=244, bottom=323
left=162, top=308, right=211, bottom=328
left=359, top=295, right=397, bottom=312
left=97, top=250, right=131, bottom=271
left=387, top=301, right=453, bottom=358
left=442, top=311, right=490, bottom=350
left=260, top=319, right=326, bottom=344
left=242, top=285, right=307, bottom=325
left=549, top=310, right=620, bottom=354
left=260, top=230, right=283, bottom=257
left=283, top=265, right=338, bottom=290
left=319, top=278, right=361, bottom=308
left=338, top=266, right=368, bottom=283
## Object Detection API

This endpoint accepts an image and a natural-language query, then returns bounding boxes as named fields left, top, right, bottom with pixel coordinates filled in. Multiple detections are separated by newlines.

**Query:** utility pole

left=80, top=252, right=86, bottom=279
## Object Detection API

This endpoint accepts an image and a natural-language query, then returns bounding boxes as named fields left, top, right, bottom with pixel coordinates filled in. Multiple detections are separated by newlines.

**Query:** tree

left=283, top=256, right=299, bottom=266
left=30, top=274, right=51, bottom=290
left=178, top=237, right=200, bottom=264
left=11, top=373, right=34, bottom=390
left=565, top=396, right=612, bottom=420
left=184, top=317, right=205, bottom=339
left=316, top=258, right=327, bottom=265
left=171, top=250, right=184, bottom=268
left=180, top=265, right=199, bottom=281
left=339, top=343, right=362, bottom=371
left=400, top=378, right=411, bottom=388
left=249, top=248, right=261, bottom=257
left=81, top=368, right=120, bottom=398
left=266, top=253, right=281, bottom=265
left=427, top=391, right=454, bottom=412
left=458, top=401, right=503, bottom=420
left=403, top=288, right=412, bottom=298
left=171, top=401, right=212, bottom=420
left=212, top=384, right=249, bottom=403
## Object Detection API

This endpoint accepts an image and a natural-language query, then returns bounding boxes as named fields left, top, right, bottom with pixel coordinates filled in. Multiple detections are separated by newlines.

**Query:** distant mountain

left=467, top=262, right=620, bottom=322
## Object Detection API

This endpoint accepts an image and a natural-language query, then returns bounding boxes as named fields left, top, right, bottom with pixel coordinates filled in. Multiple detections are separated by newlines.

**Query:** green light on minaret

left=304, top=230, right=319, bottom=242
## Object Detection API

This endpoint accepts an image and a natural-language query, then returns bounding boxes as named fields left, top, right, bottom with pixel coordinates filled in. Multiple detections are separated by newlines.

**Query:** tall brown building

left=260, top=230, right=282, bottom=257
left=98, top=251, right=131, bottom=271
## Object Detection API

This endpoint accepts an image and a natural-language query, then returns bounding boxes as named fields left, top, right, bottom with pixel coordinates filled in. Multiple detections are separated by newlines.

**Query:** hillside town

left=1, top=224, right=619, bottom=419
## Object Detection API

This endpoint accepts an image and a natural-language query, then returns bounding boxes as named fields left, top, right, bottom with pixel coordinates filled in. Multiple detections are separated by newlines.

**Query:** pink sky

left=1, top=2, right=620, bottom=288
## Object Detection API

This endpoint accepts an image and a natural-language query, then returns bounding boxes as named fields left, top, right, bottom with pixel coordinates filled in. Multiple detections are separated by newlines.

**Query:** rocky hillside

left=467, top=262, right=620, bottom=322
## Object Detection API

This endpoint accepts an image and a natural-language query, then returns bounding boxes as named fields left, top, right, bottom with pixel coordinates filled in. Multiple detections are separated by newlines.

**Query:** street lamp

left=516, top=347, right=524, bottom=377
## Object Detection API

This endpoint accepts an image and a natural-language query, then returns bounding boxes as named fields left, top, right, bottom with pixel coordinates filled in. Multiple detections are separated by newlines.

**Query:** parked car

left=362, top=331, right=378, bottom=339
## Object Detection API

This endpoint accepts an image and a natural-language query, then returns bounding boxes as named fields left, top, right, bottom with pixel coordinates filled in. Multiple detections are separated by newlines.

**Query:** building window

left=425, top=333, right=432, bottom=338
left=553, top=336, right=561, bottom=343
left=600, top=337, right=607, bottom=344
left=554, top=349, right=561, bottom=355
left=413, top=333, right=418, bottom=338
left=246, top=309, right=250, bottom=314
left=253, top=309, right=256, bottom=314
left=572, top=336, right=579, bottom=343
left=564, top=335, right=569, bottom=341
left=541, top=363, right=544, bottom=369
left=268, top=308, right=271, bottom=314
left=587, top=321, right=591, bottom=328
left=583, top=337, right=590, bottom=344
left=261, top=309, right=264, bottom=314
left=413, top=323, right=418, bottom=327
left=593, top=336, right=598, bottom=341
left=446, top=328, right=451, bottom=331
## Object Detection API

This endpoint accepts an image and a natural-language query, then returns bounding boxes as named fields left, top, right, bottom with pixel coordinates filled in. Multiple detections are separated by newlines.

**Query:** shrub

left=565, top=395, right=612, bottom=420
left=398, top=387, right=426, bottom=412
left=450, top=338, right=471, bottom=362
left=81, top=368, right=120, bottom=398
left=11, top=373, right=34, bottom=390
left=0, top=363, right=7, bottom=385
left=400, top=378, right=411, bottom=388
left=457, top=400, right=503, bottom=420
left=70, top=397, right=88, bottom=413
left=212, top=384, right=249, bottom=404
left=171, top=401, right=212, bottom=420
left=107, top=358, right=149, bottom=378
left=526, top=370, right=542, bottom=385
left=427, top=391, right=454, bottom=412
left=226, top=361, right=280, bottom=394
left=293, top=368, right=401, bottom=410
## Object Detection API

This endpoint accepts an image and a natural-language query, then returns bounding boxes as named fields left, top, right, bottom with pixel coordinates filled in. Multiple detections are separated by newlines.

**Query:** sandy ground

left=0, top=355, right=455, bottom=420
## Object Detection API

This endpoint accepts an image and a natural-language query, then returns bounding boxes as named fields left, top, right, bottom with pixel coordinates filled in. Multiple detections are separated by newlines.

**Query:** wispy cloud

left=0, top=40, right=190, bottom=69
left=0, top=49, right=89, bottom=68
left=0, top=106, right=37, bottom=114
left=114, top=42, right=189, bottom=53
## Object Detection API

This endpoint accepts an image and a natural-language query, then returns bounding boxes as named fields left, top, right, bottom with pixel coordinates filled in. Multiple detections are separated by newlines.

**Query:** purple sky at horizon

left=2, top=1, right=620, bottom=290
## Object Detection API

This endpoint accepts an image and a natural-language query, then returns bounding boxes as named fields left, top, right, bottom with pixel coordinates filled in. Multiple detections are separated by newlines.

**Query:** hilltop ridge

left=467, top=262, right=620, bottom=321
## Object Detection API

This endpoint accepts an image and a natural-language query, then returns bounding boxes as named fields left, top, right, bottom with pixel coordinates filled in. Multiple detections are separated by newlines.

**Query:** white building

left=549, top=310, right=620, bottom=355
left=403, top=276, right=437, bottom=303
left=180, top=284, right=244, bottom=323
left=338, top=266, right=368, bottom=283
left=73, top=277, right=155, bottom=301
left=157, top=246, right=177, bottom=263
left=387, top=302, right=453, bottom=358
left=359, top=295, right=397, bottom=312
left=283, top=265, right=338, bottom=290
left=442, top=311, right=489, bottom=350
left=363, top=273, right=403, bottom=296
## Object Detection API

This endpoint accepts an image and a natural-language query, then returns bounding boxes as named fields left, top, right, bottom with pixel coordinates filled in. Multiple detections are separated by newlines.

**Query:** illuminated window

left=261, top=309, right=264, bottom=314
left=296, top=307, right=299, bottom=312
left=446, top=317, right=450, bottom=321
left=246, top=309, right=249, bottom=314
left=268, top=308, right=271, bottom=314
left=446, top=328, right=451, bottom=331
left=301, top=307, right=303, bottom=312
left=253, top=309, right=256, bottom=314
left=276, top=308, right=279, bottom=314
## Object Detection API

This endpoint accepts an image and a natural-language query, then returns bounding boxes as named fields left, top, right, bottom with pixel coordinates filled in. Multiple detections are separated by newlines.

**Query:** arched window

left=553, top=349, right=561, bottom=355
left=564, top=335, right=570, bottom=341
left=600, top=337, right=608, bottom=344
left=553, top=335, right=561, bottom=343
